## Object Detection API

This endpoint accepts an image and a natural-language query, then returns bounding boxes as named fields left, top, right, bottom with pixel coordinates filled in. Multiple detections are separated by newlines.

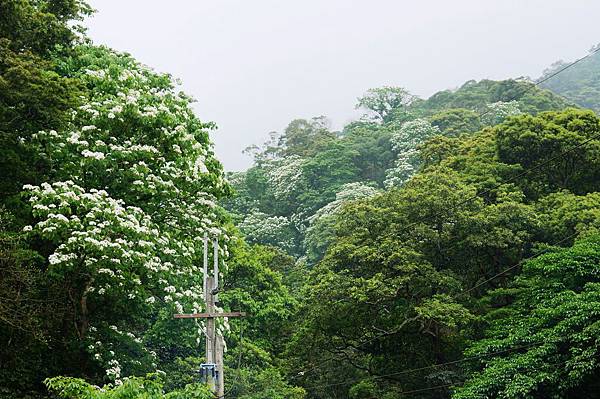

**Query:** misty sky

left=85, top=0, right=600, bottom=171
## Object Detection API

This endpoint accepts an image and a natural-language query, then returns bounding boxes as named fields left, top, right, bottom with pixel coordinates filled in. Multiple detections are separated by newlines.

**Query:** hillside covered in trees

left=3, top=1, right=600, bottom=399
left=540, top=44, right=600, bottom=112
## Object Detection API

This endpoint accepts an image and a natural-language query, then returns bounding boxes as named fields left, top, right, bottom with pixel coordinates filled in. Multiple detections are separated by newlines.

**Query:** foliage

left=480, top=100, right=522, bottom=126
left=0, top=210, right=54, bottom=398
left=0, top=0, right=91, bottom=56
left=415, top=79, right=572, bottom=116
left=288, top=170, right=486, bottom=397
left=0, top=0, right=89, bottom=220
left=45, top=375, right=213, bottom=399
left=384, top=118, right=441, bottom=187
left=454, top=235, right=600, bottom=398
left=225, top=368, right=305, bottom=399
left=20, top=44, right=230, bottom=383
left=0, top=211, right=44, bottom=337
left=356, top=86, right=418, bottom=123
left=244, top=116, right=335, bottom=161
left=4, top=6, right=600, bottom=397
left=309, top=182, right=380, bottom=223
left=226, top=80, right=574, bottom=268
left=266, top=156, right=306, bottom=203
left=304, top=182, right=379, bottom=264
left=221, top=240, right=298, bottom=360
left=284, top=107, right=600, bottom=398
left=239, top=211, right=298, bottom=252
left=429, top=108, right=481, bottom=137
left=278, top=116, right=336, bottom=157
left=536, top=190, right=600, bottom=242
left=540, top=45, right=600, bottom=112
left=495, top=108, right=600, bottom=198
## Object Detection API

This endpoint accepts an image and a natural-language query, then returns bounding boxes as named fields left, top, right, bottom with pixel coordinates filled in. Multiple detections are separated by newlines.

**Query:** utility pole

left=174, top=234, right=245, bottom=398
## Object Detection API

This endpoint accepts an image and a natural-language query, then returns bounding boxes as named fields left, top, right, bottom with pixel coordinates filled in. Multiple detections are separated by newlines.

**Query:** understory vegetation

left=3, top=1, right=600, bottom=398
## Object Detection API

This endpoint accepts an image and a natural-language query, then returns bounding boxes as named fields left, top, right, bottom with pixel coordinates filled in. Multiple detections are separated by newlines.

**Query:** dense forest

left=2, top=2, right=600, bottom=399
left=540, top=45, right=600, bottom=112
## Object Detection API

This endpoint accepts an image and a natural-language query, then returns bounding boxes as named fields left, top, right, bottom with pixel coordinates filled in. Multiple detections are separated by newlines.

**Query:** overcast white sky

left=85, top=0, right=600, bottom=170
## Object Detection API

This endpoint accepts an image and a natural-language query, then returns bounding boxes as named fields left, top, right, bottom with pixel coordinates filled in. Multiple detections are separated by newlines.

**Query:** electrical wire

left=305, top=351, right=592, bottom=393
left=303, top=340, right=544, bottom=390
left=290, top=228, right=580, bottom=386
left=239, top=46, right=600, bottom=388
left=460, top=230, right=579, bottom=296
left=473, top=44, right=600, bottom=121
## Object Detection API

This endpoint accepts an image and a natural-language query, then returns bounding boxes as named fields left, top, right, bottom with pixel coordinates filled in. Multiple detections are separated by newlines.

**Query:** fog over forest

left=86, top=0, right=600, bottom=170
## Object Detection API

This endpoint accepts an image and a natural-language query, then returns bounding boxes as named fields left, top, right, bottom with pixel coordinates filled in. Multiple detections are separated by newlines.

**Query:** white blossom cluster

left=238, top=211, right=297, bottom=252
left=481, top=101, right=522, bottom=126
left=23, top=46, right=230, bottom=382
left=266, top=155, right=305, bottom=200
left=309, top=182, right=380, bottom=223
left=303, top=182, right=379, bottom=263
left=385, top=118, right=441, bottom=188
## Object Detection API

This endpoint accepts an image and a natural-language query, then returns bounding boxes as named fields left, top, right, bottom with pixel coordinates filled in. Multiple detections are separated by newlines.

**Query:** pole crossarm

left=174, top=311, right=246, bottom=319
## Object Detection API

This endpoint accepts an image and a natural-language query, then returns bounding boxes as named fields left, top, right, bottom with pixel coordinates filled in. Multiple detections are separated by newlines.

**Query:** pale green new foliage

left=45, top=375, right=213, bottom=399
left=356, top=86, right=417, bottom=123
left=23, top=45, right=230, bottom=382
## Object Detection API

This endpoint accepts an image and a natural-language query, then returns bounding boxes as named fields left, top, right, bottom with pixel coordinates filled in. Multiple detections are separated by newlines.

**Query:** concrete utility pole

left=174, top=234, right=245, bottom=398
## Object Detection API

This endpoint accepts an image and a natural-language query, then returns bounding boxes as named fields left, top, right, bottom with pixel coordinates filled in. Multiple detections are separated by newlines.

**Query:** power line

left=461, top=230, right=579, bottom=296
left=291, top=229, right=580, bottom=384
left=288, top=230, right=583, bottom=381
left=287, top=135, right=596, bottom=383
left=396, top=383, right=454, bottom=397
left=344, top=44, right=600, bottom=349
left=305, top=348, right=590, bottom=394
left=395, top=358, right=591, bottom=397
left=303, top=340, right=544, bottom=390
left=528, top=46, right=600, bottom=90
left=224, top=50, right=600, bottom=395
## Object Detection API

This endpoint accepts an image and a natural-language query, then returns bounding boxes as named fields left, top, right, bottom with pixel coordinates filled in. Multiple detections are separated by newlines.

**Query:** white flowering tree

left=308, top=182, right=379, bottom=223
left=304, top=182, right=379, bottom=263
left=22, top=45, right=230, bottom=383
left=481, top=100, right=522, bottom=126
left=265, top=155, right=305, bottom=202
left=384, top=118, right=441, bottom=187
left=238, top=211, right=298, bottom=253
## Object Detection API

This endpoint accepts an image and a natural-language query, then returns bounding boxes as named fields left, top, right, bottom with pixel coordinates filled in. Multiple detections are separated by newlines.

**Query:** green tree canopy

left=454, top=235, right=600, bottom=399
